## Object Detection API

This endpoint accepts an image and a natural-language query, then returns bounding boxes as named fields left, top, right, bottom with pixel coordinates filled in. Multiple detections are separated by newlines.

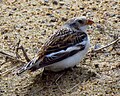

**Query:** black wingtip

left=16, top=60, right=35, bottom=76
left=16, top=67, right=26, bottom=76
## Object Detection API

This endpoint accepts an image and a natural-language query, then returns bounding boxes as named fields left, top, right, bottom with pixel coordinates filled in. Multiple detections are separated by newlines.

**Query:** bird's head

left=65, top=16, right=94, bottom=32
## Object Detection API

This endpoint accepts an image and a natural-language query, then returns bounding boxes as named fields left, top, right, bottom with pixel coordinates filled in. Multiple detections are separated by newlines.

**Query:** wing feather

left=36, top=28, right=87, bottom=67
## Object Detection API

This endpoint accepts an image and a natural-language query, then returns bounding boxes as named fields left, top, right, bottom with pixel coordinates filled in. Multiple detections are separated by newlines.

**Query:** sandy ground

left=0, top=0, right=120, bottom=96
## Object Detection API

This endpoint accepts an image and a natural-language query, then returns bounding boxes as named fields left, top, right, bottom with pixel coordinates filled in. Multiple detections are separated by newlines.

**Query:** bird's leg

left=73, top=65, right=78, bottom=68
left=41, top=69, right=51, bottom=80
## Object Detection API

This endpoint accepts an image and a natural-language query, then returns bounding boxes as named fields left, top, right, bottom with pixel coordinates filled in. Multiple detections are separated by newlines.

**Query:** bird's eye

left=78, top=20, right=83, bottom=24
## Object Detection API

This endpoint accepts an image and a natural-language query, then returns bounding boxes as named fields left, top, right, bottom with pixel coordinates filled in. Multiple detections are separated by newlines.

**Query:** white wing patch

left=46, top=46, right=80, bottom=57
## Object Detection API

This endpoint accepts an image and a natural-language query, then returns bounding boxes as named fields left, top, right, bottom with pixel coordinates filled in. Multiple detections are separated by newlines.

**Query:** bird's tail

left=17, top=58, right=41, bottom=75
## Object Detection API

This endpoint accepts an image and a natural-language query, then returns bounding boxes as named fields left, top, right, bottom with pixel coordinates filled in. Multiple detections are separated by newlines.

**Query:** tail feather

left=17, top=58, right=39, bottom=75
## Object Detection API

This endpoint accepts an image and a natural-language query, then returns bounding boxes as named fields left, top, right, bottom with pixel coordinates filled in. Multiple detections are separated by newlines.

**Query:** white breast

left=45, top=37, right=90, bottom=72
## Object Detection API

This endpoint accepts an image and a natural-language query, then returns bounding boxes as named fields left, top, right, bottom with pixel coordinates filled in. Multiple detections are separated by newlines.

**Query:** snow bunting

left=17, top=16, right=94, bottom=75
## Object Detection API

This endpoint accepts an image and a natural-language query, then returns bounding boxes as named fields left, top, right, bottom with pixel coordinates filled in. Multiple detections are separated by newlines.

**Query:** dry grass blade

left=17, top=45, right=30, bottom=62
left=55, top=72, right=66, bottom=93
left=1, top=66, right=18, bottom=77
left=15, top=39, right=30, bottom=62
left=66, top=83, right=80, bottom=93
left=0, top=50, right=25, bottom=64
left=92, top=38, right=120, bottom=52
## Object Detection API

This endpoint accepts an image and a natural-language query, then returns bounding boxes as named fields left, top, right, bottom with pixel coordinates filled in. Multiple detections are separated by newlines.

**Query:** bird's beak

left=86, top=19, right=94, bottom=25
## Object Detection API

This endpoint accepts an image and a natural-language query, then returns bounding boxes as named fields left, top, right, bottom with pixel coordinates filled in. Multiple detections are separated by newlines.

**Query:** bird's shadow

left=25, top=67, right=97, bottom=96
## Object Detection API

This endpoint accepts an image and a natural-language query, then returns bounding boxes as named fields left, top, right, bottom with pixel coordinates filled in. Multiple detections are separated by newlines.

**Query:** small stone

left=24, top=28, right=27, bottom=30
left=12, top=8, right=17, bottom=11
left=109, top=14, right=115, bottom=17
left=41, top=30, right=46, bottom=36
left=61, top=17, right=67, bottom=21
left=4, top=35, right=8, bottom=40
left=59, top=2, right=64, bottom=6
left=96, top=24, right=104, bottom=31
left=92, top=7, right=97, bottom=11
left=94, top=64, right=99, bottom=68
left=0, top=90, right=4, bottom=93
left=1, top=31, right=5, bottom=35
left=46, top=13, right=54, bottom=17
left=114, top=20, right=118, bottom=23
left=1, top=29, right=8, bottom=34
left=88, top=70, right=96, bottom=77
left=104, top=52, right=109, bottom=57
left=117, top=15, right=120, bottom=19
left=41, top=20, right=45, bottom=23
left=94, top=44, right=101, bottom=49
left=97, top=37, right=100, bottom=41
left=8, top=12, right=13, bottom=16
left=50, top=18, right=57, bottom=22
left=44, top=0, right=49, bottom=3
left=80, top=7, right=84, bottom=10
left=25, top=36, right=29, bottom=39
left=47, top=24, right=54, bottom=27
left=52, top=0, right=58, bottom=5
left=48, top=7, right=53, bottom=10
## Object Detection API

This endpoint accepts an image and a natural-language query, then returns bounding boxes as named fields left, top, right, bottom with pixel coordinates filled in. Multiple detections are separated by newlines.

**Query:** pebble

left=25, top=36, right=29, bottom=39
left=61, top=17, right=68, bottom=21
left=104, top=52, right=110, bottom=57
left=52, top=0, right=58, bottom=5
left=59, top=2, right=64, bottom=6
left=50, top=18, right=58, bottom=22
left=94, top=64, right=99, bottom=68
left=48, top=7, right=53, bottom=10
left=92, top=7, right=97, bottom=11
left=12, top=8, right=17, bottom=11
left=80, top=7, right=84, bottom=10
left=4, top=35, right=8, bottom=40
left=96, top=24, right=104, bottom=32
left=8, top=12, right=13, bottom=16
left=44, top=0, right=49, bottom=3
left=116, top=15, right=120, bottom=19
left=46, top=13, right=54, bottom=17
left=94, top=44, right=101, bottom=49
left=41, top=30, right=46, bottom=36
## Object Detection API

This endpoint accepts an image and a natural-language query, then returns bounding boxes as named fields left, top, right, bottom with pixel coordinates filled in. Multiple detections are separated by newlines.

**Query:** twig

left=55, top=82, right=66, bottom=94
left=1, top=66, right=19, bottom=77
left=0, top=50, right=25, bottom=63
left=55, top=72, right=66, bottom=93
left=0, top=60, right=11, bottom=65
left=0, top=50, right=16, bottom=59
left=15, top=39, right=30, bottom=62
left=16, top=45, right=30, bottom=62
left=66, top=83, right=80, bottom=93
left=55, top=72, right=65, bottom=83
left=15, top=39, right=21, bottom=59
left=55, top=72, right=80, bottom=93
left=92, top=38, right=120, bottom=52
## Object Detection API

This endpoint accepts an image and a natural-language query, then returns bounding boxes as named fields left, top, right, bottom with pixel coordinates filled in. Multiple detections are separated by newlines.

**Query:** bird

left=17, top=16, right=94, bottom=75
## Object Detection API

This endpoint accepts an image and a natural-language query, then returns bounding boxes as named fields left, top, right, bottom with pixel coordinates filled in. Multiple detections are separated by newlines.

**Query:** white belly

left=45, top=38, right=90, bottom=72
